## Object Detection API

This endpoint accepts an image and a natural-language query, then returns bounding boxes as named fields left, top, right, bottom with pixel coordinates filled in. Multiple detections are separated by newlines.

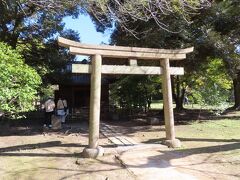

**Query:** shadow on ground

left=142, top=137, right=240, bottom=144
left=0, top=121, right=89, bottom=137
left=117, top=141, right=240, bottom=179
left=0, top=140, right=115, bottom=157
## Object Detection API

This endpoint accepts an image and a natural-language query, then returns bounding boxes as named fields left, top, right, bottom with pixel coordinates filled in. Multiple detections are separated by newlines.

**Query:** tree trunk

left=233, top=77, right=240, bottom=109
left=172, top=76, right=185, bottom=110
left=147, top=98, right=151, bottom=111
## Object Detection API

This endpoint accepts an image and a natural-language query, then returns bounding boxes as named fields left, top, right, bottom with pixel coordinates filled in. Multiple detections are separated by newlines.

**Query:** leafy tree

left=0, top=0, right=80, bottom=48
left=0, top=0, right=81, bottom=99
left=215, top=0, right=240, bottom=109
left=0, top=0, right=80, bottom=71
left=109, top=0, right=239, bottom=110
left=110, top=75, right=160, bottom=113
left=190, top=58, right=232, bottom=107
left=17, top=29, right=80, bottom=80
left=187, top=0, right=240, bottom=108
left=86, top=0, right=212, bottom=35
left=0, top=42, right=41, bottom=118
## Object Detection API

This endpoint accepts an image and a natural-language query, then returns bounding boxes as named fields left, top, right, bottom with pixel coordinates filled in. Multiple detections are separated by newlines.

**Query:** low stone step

left=100, top=123, right=138, bottom=146
left=108, top=137, right=124, bottom=145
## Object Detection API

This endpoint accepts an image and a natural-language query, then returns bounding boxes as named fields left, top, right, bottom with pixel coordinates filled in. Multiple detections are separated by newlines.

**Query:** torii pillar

left=161, top=59, right=181, bottom=148
left=82, top=54, right=104, bottom=158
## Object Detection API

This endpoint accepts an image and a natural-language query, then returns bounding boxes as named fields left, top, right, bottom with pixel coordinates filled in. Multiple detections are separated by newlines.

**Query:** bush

left=0, top=42, right=41, bottom=118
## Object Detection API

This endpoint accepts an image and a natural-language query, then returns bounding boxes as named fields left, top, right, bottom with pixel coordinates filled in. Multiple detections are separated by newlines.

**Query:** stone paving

left=100, top=122, right=205, bottom=180
left=100, top=123, right=138, bottom=146
left=116, top=144, right=201, bottom=180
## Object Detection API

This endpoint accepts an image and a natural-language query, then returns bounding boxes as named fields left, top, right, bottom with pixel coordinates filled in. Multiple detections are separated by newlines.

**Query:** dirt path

left=0, top=116, right=239, bottom=180
left=104, top=119, right=240, bottom=180
left=0, top=124, right=135, bottom=180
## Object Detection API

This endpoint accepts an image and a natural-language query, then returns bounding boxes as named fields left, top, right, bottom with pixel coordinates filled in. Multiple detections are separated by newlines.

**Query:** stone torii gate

left=58, top=37, right=194, bottom=158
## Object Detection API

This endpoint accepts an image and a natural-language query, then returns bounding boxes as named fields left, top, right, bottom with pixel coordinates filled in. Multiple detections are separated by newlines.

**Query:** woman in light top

left=57, top=97, right=68, bottom=123
left=43, top=97, right=55, bottom=128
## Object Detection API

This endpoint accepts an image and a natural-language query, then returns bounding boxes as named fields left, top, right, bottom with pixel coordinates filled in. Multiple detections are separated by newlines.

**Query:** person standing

left=43, top=97, right=55, bottom=128
left=63, top=98, right=68, bottom=120
left=57, top=97, right=67, bottom=124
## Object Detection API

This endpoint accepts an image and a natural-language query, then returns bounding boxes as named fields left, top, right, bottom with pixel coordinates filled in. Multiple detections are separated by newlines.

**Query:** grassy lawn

left=150, top=100, right=232, bottom=110
left=176, top=119, right=240, bottom=147
left=150, top=100, right=164, bottom=109
left=120, top=114, right=240, bottom=179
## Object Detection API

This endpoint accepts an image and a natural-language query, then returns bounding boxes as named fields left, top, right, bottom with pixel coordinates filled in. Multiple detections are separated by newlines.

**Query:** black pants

left=44, top=111, right=54, bottom=126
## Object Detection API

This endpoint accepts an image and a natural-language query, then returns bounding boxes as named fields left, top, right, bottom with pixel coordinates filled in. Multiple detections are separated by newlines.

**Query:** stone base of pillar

left=82, top=146, right=104, bottom=158
left=163, top=139, right=181, bottom=148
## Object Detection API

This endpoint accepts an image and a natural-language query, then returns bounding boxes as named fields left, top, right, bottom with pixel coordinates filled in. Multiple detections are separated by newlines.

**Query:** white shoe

left=43, top=124, right=47, bottom=127
left=49, top=125, right=52, bottom=128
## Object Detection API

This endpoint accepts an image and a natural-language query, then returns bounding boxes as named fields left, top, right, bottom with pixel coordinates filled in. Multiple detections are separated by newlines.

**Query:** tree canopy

left=0, top=42, right=41, bottom=118
left=0, top=0, right=80, bottom=48
left=109, top=0, right=240, bottom=110
left=0, top=0, right=81, bottom=99
left=0, top=0, right=84, bottom=120
left=86, top=0, right=212, bottom=35
left=0, top=0, right=212, bottom=37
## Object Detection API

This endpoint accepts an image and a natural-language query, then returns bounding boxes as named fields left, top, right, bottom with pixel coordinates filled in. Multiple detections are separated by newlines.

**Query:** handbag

left=56, top=100, right=66, bottom=116
left=57, top=109, right=65, bottom=116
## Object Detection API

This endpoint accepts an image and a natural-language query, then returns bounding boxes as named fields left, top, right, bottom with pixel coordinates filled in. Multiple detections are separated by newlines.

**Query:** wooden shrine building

left=54, top=71, right=111, bottom=118
left=58, top=37, right=194, bottom=158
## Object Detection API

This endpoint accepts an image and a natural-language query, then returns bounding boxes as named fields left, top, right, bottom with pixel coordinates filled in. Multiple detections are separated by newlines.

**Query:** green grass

left=173, top=118, right=240, bottom=166
left=150, top=100, right=164, bottom=109
left=150, top=100, right=231, bottom=110
left=177, top=119, right=240, bottom=140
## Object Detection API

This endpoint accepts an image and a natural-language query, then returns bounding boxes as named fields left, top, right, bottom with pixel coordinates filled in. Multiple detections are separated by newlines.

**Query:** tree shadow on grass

left=0, top=140, right=239, bottom=179
left=117, top=142, right=240, bottom=179
left=105, top=109, right=240, bottom=128
left=2, top=155, right=127, bottom=180
left=0, top=141, right=115, bottom=155
left=1, top=138, right=239, bottom=158
left=142, top=137, right=240, bottom=144
left=0, top=122, right=89, bottom=137
left=5, top=167, right=121, bottom=180
left=171, top=142, right=240, bottom=155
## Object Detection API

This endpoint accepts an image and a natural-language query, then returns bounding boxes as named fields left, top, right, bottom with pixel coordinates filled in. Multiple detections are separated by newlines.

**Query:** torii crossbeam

left=58, top=37, right=194, bottom=158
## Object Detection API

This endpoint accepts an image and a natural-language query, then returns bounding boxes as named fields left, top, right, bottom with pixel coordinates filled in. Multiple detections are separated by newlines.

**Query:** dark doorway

left=74, top=90, right=90, bottom=108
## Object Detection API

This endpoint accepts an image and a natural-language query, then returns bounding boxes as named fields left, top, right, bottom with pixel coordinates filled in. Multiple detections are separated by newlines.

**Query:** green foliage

left=110, top=75, right=161, bottom=112
left=110, top=0, right=239, bottom=110
left=40, top=85, right=55, bottom=101
left=0, top=0, right=80, bottom=48
left=0, top=42, right=41, bottom=118
left=190, top=58, right=232, bottom=107
left=88, top=0, right=211, bottom=33
left=0, top=0, right=81, bottom=74
left=0, top=1, right=81, bottom=101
